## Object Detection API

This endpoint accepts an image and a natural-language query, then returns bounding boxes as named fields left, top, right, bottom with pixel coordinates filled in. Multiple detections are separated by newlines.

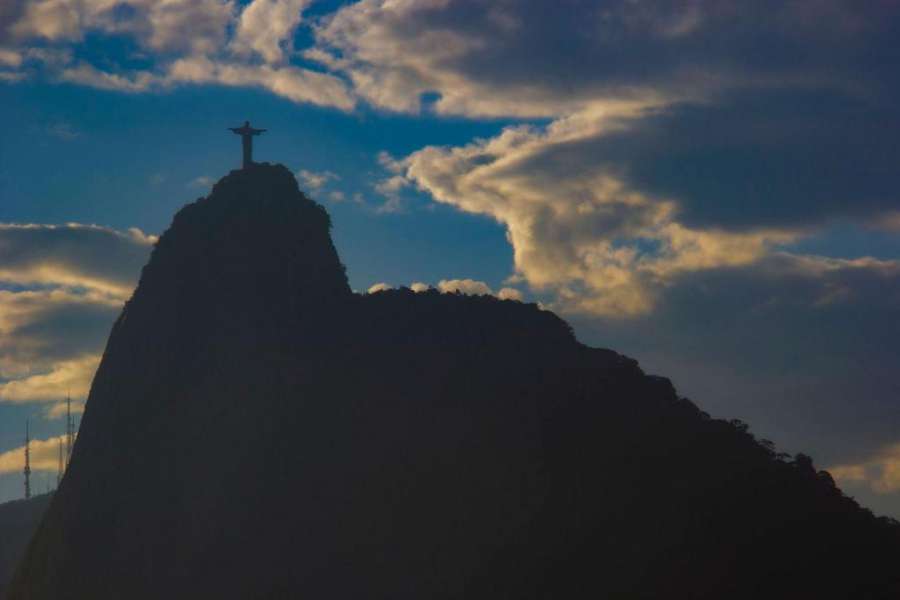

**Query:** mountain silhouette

left=0, top=494, right=51, bottom=600
left=9, top=164, right=900, bottom=599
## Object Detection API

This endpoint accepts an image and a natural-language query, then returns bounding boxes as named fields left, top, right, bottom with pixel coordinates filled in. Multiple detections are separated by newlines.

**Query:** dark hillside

left=0, top=494, right=51, bottom=600
left=10, top=164, right=900, bottom=599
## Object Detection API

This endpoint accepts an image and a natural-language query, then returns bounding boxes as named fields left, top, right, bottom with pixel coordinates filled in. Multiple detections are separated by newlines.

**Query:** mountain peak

left=127, top=162, right=350, bottom=344
left=9, top=164, right=900, bottom=600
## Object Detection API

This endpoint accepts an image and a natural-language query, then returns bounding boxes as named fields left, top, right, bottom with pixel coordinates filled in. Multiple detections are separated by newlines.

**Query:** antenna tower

left=57, top=435, right=64, bottom=488
left=66, top=394, right=74, bottom=468
left=24, top=420, right=31, bottom=500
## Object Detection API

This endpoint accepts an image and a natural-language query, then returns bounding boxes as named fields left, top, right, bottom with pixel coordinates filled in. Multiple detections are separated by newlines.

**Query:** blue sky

left=1, top=0, right=899, bottom=517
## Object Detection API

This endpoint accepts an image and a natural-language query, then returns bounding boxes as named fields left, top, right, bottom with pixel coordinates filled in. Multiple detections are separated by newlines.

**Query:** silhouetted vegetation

left=10, top=164, right=899, bottom=599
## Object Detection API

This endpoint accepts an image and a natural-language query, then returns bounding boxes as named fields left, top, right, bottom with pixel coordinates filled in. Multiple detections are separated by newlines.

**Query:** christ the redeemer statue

left=229, top=121, right=266, bottom=169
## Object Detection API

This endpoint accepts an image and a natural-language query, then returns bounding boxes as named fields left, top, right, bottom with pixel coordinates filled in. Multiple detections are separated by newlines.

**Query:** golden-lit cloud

left=0, top=289, right=115, bottom=381
left=437, top=279, right=492, bottom=296
left=0, top=434, right=69, bottom=475
left=0, top=48, right=22, bottom=68
left=391, top=105, right=803, bottom=317
left=45, top=398, right=86, bottom=420
left=0, top=223, right=150, bottom=409
left=366, top=279, right=522, bottom=300
left=0, top=223, right=153, bottom=300
left=0, top=354, right=100, bottom=405
left=497, top=288, right=523, bottom=301
left=830, top=443, right=900, bottom=495
left=366, top=282, right=392, bottom=293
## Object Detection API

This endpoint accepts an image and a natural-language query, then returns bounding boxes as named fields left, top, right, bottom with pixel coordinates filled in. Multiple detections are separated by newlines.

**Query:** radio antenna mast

left=66, top=394, right=74, bottom=468
left=57, top=435, right=64, bottom=488
left=24, top=420, right=32, bottom=500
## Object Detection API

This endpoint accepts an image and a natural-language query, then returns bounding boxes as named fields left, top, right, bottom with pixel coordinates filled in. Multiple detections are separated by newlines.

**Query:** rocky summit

left=9, top=164, right=900, bottom=599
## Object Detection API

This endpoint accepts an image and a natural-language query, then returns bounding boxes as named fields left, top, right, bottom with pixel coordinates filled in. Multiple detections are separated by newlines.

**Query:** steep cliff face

left=10, top=164, right=900, bottom=599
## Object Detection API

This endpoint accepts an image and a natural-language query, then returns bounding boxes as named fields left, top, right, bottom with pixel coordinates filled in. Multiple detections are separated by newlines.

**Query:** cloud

left=0, top=223, right=150, bottom=410
left=312, top=0, right=898, bottom=118
left=317, top=0, right=899, bottom=235
left=311, top=0, right=610, bottom=117
left=0, top=289, right=117, bottom=379
left=45, top=120, right=79, bottom=140
left=45, top=397, right=85, bottom=419
left=392, top=111, right=798, bottom=316
left=368, top=279, right=521, bottom=300
left=366, top=282, right=392, bottom=293
left=139, top=0, right=235, bottom=55
left=60, top=62, right=160, bottom=93
left=8, top=0, right=83, bottom=42
left=231, top=0, right=310, bottom=64
left=166, top=56, right=354, bottom=110
left=1, top=0, right=356, bottom=111
left=9, top=0, right=234, bottom=54
left=497, top=287, right=523, bottom=301
left=0, top=354, right=100, bottom=404
left=374, top=174, right=409, bottom=196
left=830, top=443, right=900, bottom=495
left=189, top=175, right=214, bottom=189
left=5, top=0, right=899, bottom=147
left=575, top=91, right=900, bottom=231
left=297, top=169, right=339, bottom=190
left=0, top=70, right=25, bottom=82
left=0, top=223, right=153, bottom=300
left=57, top=57, right=354, bottom=111
left=437, top=279, right=492, bottom=296
left=0, top=434, right=69, bottom=474
left=434, top=279, right=522, bottom=301
left=372, top=156, right=411, bottom=212
left=0, top=48, right=22, bottom=67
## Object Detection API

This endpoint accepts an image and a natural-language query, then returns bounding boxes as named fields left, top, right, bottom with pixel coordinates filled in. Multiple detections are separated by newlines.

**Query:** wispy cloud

left=0, top=223, right=151, bottom=411
left=45, top=121, right=79, bottom=140
left=188, top=175, right=214, bottom=189
left=231, top=0, right=311, bottom=64
left=0, top=354, right=100, bottom=405
left=0, top=223, right=153, bottom=300
left=297, top=169, right=339, bottom=190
